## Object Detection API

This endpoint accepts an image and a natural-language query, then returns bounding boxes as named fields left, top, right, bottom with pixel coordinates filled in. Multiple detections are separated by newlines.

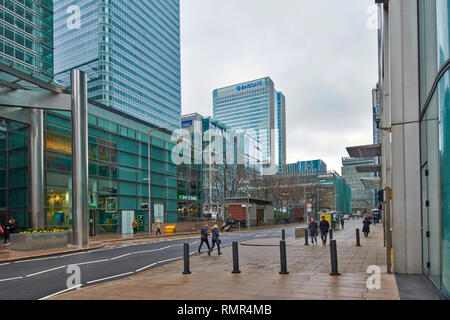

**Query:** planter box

left=9, top=231, right=72, bottom=251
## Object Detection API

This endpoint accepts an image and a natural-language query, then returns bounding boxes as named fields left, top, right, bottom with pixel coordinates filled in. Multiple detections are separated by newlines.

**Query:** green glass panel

left=150, top=173, right=165, bottom=186
left=119, top=136, right=136, bottom=153
left=9, top=149, right=27, bottom=169
left=119, top=167, right=136, bottom=182
left=119, top=152, right=137, bottom=167
left=98, top=118, right=117, bottom=133
left=10, top=189, right=27, bottom=207
left=0, top=190, right=6, bottom=207
left=0, top=151, right=6, bottom=168
left=9, top=168, right=26, bottom=188
left=167, top=188, right=177, bottom=200
left=119, top=196, right=137, bottom=209
left=151, top=186, right=164, bottom=198
left=151, top=160, right=164, bottom=173
left=150, top=146, right=165, bottom=161
left=120, top=181, right=136, bottom=196
left=137, top=184, right=148, bottom=197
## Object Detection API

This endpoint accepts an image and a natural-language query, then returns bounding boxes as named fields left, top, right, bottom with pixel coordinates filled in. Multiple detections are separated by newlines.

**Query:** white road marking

left=39, top=284, right=83, bottom=300
left=109, top=253, right=132, bottom=261
left=0, top=276, right=23, bottom=282
left=59, top=252, right=88, bottom=258
left=76, top=259, right=110, bottom=266
left=14, top=256, right=59, bottom=263
left=0, top=263, right=11, bottom=266
left=86, top=272, right=134, bottom=284
left=26, top=265, right=67, bottom=278
left=135, top=263, right=157, bottom=273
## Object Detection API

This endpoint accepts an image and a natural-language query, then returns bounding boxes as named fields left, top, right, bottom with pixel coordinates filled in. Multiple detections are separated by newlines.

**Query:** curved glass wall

left=419, top=0, right=450, bottom=297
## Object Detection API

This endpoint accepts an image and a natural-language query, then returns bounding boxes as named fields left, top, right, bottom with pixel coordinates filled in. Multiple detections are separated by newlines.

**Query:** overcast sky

left=180, top=0, right=378, bottom=174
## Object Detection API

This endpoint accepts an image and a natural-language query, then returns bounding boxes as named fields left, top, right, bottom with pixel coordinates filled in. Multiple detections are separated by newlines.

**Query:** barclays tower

left=54, top=0, right=181, bottom=131
left=213, top=77, right=286, bottom=173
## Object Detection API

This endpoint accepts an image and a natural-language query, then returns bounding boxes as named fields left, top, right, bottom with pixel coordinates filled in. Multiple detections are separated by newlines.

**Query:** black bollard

left=329, top=228, right=333, bottom=240
left=279, top=240, right=289, bottom=275
left=182, top=243, right=191, bottom=274
left=304, top=229, right=309, bottom=246
left=329, top=240, right=341, bottom=276
left=282, top=229, right=286, bottom=241
left=356, top=228, right=361, bottom=247
left=232, top=241, right=241, bottom=274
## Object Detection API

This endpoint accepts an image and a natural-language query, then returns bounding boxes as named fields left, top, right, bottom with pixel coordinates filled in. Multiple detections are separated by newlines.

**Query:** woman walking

left=209, top=224, right=222, bottom=255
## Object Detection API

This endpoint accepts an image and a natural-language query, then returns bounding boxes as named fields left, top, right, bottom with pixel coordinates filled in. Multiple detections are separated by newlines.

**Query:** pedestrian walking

left=155, top=218, right=162, bottom=236
left=209, top=224, right=222, bottom=255
left=0, top=224, right=4, bottom=243
left=3, top=221, right=13, bottom=244
left=132, top=219, right=138, bottom=234
left=198, top=222, right=211, bottom=255
left=363, top=215, right=372, bottom=237
left=319, top=216, right=330, bottom=246
left=308, top=217, right=319, bottom=247
left=340, top=217, right=345, bottom=230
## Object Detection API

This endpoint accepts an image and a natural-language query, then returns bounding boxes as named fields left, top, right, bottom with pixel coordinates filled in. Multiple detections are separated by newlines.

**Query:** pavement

left=49, top=219, right=401, bottom=300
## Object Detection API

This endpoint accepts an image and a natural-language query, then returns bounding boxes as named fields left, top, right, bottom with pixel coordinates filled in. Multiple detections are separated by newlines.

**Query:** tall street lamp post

left=146, top=127, right=165, bottom=237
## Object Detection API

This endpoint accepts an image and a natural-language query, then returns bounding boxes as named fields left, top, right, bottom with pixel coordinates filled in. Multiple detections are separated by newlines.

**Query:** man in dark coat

left=319, top=216, right=330, bottom=246
left=363, top=216, right=372, bottom=237
left=308, top=217, right=319, bottom=247
left=198, top=222, right=211, bottom=255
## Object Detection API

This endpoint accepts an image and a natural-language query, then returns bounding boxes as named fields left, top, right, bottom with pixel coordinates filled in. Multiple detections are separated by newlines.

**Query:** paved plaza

left=50, top=219, right=400, bottom=300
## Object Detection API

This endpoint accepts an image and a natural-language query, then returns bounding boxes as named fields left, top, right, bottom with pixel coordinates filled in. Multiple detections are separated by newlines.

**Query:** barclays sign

left=236, top=80, right=263, bottom=91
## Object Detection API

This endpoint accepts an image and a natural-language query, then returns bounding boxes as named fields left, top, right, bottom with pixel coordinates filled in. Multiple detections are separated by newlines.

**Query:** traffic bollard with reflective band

left=282, top=229, right=286, bottom=241
left=329, top=240, right=341, bottom=276
left=356, top=228, right=361, bottom=247
left=329, top=228, right=333, bottom=240
left=232, top=241, right=241, bottom=274
left=182, top=243, right=191, bottom=274
left=305, top=229, right=309, bottom=245
left=279, top=240, right=289, bottom=274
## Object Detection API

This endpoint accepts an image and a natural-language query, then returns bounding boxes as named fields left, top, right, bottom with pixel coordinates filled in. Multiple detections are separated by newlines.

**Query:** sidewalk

left=50, top=220, right=400, bottom=300
left=0, top=242, right=105, bottom=263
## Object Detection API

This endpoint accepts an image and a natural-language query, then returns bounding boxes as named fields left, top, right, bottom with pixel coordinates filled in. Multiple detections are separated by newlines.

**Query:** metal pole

left=182, top=243, right=191, bottom=274
left=29, top=109, right=44, bottom=230
left=232, top=241, right=241, bottom=274
left=329, top=228, right=333, bottom=240
left=282, top=229, right=285, bottom=241
left=329, top=240, right=341, bottom=276
left=279, top=240, right=289, bottom=274
left=70, top=69, right=89, bottom=246
left=147, top=129, right=152, bottom=237
left=356, top=228, right=361, bottom=246
left=304, top=229, right=309, bottom=245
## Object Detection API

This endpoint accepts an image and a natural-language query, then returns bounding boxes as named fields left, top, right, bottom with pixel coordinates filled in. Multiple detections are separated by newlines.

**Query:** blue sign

left=182, top=120, right=193, bottom=128
left=236, top=80, right=263, bottom=91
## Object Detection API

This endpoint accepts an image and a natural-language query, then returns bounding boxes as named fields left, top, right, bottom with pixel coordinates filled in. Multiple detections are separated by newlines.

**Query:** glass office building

left=418, top=0, right=450, bottom=296
left=54, top=0, right=181, bottom=131
left=284, top=160, right=328, bottom=175
left=0, top=98, right=179, bottom=233
left=341, top=157, right=376, bottom=212
left=213, top=77, right=284, bottom=172
left=0, top=0, right=53, bottom=80
left=277, top=92, right=286, bottom=173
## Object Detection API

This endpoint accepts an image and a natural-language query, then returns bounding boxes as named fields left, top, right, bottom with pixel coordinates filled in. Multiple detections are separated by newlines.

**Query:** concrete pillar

left=388, top=0, right=422, bottom=274
left=29, top=109, right=44, bottom=230
left=70, top=70, right=89, bottom=246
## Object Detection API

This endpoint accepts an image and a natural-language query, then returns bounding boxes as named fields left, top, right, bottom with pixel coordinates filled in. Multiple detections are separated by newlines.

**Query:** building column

left=71, top=70, right=89, bottom=246
left=388, top=0, right=422, bottom=274
left=29, top=109, right=44, bottom=230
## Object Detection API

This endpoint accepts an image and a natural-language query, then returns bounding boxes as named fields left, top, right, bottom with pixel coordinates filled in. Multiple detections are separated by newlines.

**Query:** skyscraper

left=213, top=77, right=285, bottom=173
left=0, top=0, right=53, bottom=80
left=277, top=91, right=286, bottom=173
left=54, top=0, right=181, bottom=131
